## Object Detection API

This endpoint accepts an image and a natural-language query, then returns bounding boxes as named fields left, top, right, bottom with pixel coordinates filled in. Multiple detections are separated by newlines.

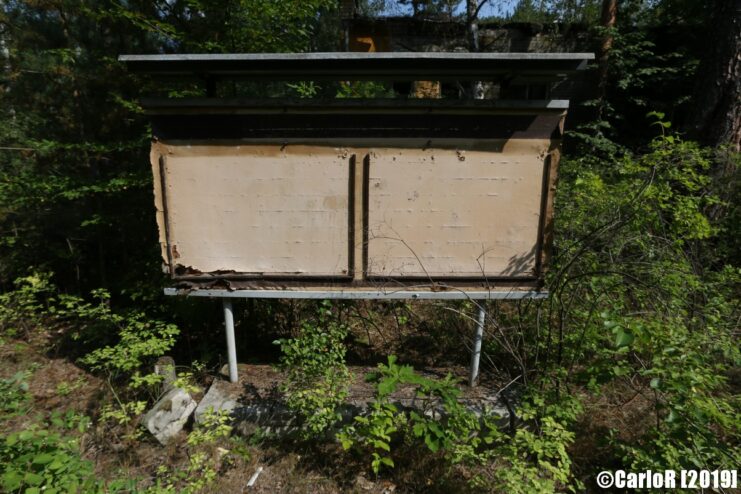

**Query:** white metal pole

left=222, top=299, right=238, bottom=383
left=469, top=304, right=486, bottom=387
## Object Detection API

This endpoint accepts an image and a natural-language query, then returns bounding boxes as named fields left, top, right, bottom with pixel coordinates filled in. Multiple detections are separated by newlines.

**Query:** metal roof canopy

left=118, top=52, right=594, bottom=81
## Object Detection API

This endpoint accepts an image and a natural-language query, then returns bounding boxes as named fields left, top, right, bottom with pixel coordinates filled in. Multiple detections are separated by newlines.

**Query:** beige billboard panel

left=366, top=141, right=548, bottom=278
left=152, top=138, right=555, bottom=284
left=153, top=143, right=351, bottom=276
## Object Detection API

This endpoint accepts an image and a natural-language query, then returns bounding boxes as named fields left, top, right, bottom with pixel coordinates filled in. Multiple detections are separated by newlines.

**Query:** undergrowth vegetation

left=275, top=301, right=352, bottom=438
left=0, top=0, right=739, bottom=493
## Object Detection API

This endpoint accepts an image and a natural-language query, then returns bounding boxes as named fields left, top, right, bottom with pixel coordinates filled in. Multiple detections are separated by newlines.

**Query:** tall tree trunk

left=597, top=0, right=617, bottom=118
left=466, top=0, right=484, bottom=99
left=0, top=20, right=13, bottom=120
left=685, top=0, right=741, bottom=151
left=466, top=0, right=480, bottom=52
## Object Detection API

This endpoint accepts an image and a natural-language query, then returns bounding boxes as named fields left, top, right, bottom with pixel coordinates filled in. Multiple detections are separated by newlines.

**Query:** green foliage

left=0, top=273, right=56, bottom=337
left=79, top=310, right=179, bottom=380
left=547, top=122, right=740, bottom=476
left=0, top=272, right=180, bottom=448
left=145, top=408, right=234, bottom=493
left=600, top=268, right=741, bottom=471
left=0, top=0, right=339, bottom=297
left=339, top=356, right=580, bottom=490
left=336, top=81, right=394, bottom=99
left=274, top=302, right=352, bottom=437
left=0, top=271, right=180, bottom=387
left=510, top=0, right=602, bottom=24
left=0, top=371, right=32, bottom=419
left=466, top=394, right=581, bottom=493
left=99, top=400, right=148, bottom=442
left=1, top=424, right=101, bottom=494
left=188, top=408, right=233, bottom=447
left=0, top=371, right=103, bottom=494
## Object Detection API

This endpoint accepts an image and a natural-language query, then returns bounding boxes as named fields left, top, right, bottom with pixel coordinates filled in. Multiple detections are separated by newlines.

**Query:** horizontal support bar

left=164, top=288, right=548, bottom=300
left=119, top=52, right=594, bottom=80
left=149, top=112, right=563, bottom=140
left=140, top=98, right=571, bottom=113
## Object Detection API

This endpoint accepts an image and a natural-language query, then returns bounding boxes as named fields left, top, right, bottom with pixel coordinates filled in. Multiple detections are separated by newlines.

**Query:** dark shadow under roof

left=118, top=52, right=594, bottom=81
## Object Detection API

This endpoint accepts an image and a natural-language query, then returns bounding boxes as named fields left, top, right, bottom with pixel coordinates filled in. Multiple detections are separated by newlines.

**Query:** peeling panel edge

left=538, top=143, right=562, bottom=276
left=150, top=142, right=171, bottom=272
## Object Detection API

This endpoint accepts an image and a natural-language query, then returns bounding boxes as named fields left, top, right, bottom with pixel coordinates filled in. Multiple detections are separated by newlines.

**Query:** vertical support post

left=222, top=299, right=238, bottom=383
left=469, top=304, right=486, bottom=387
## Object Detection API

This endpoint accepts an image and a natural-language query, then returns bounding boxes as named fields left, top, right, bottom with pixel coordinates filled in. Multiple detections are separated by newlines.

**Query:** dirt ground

left=0, top=301, right=648, bottom=493
left=0, top=333, right=471, bottom=493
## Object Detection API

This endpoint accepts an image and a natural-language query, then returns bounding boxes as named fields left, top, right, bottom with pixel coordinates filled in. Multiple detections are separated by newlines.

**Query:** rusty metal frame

left=163, top=287, right=547, bottom=300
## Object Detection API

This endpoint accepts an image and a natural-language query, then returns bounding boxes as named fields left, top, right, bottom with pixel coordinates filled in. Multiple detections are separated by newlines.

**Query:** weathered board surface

left=151, top=137, right=557, bottom=285
left=152, top=143, right=351, bottom=276
left=366, top=140, right=548, bottom=278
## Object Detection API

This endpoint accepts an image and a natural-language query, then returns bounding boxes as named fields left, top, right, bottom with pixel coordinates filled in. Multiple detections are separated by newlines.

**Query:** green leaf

left=428, top=422, right=443, bottom=436
left=32, top=453, right=55, bottom=465
left=373, top=439, right=390, bottom=452
left=1, top=470, right=23, bottom=490
left=23, top=472, right=44, bottom=486
left=614, top=329, right=634, bottom=348
left=377, top=379, right=397, bottom=397
left=424, top=434, right=440, bottom=452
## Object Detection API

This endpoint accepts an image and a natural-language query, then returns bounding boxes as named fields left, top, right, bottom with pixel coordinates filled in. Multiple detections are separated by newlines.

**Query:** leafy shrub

left=338, top=356, right=580, bottom=491
left=0, top=371, right=32, bottom=418
left=339, top=355, right=479, bottom=474
left=548, top=120, right=740, bottom=478
left=274, top=301, right=351, bottom=437
left=460, top=394, right=582, bottom=494
left=145, top=408, right=235, bottom=493
left=0, top=273, right=56, bottom=337
left=0, top=372, right=103, bottom=494
left=0, top=272, right=180, bottom=388
left=0, top=272, right=181, bottom=444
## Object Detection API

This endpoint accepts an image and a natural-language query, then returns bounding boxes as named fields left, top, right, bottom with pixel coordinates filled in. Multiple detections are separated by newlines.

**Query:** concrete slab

left=143, top=387, right=197, bottom=445
left=201, top=364, right=512, bottom=436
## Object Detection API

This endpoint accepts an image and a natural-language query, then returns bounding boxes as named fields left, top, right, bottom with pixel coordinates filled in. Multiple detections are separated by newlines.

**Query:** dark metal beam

left=119, top=52, right=594, bottom=81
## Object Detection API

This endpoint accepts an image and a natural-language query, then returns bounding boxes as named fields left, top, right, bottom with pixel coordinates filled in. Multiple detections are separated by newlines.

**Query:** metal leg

left=222, top=299, right=238, bottom=383
left=469, top=304, right=486, bottom=387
